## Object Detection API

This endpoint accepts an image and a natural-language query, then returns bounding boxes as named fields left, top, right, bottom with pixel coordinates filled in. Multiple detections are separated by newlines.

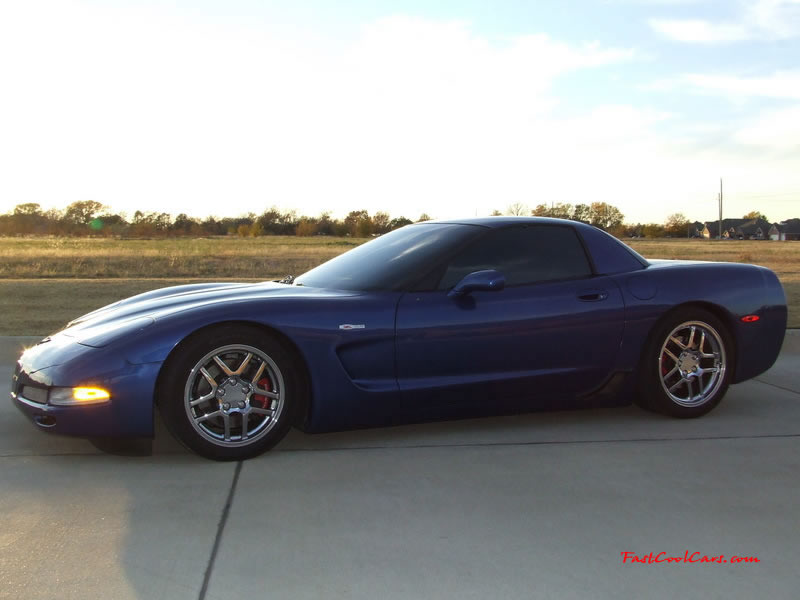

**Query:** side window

left=437, top=225, right=592, bottom=290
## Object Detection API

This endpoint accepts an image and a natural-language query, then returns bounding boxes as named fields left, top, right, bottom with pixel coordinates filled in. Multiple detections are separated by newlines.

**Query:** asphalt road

left=1, top=332, right=798, bottom=599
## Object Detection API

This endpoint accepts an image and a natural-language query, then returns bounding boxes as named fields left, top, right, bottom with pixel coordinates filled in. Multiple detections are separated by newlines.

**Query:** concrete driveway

left=1, top=333, right=799, bottom=599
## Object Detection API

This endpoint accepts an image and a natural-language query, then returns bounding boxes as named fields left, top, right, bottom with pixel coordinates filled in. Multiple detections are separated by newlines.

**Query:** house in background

left=770, top=219, right=800, bottom=241
left=702, top=218, right=746, bottom=239
left=702, top=218, right=773, bottom=240
left=739, top=218, right=772, bottom=240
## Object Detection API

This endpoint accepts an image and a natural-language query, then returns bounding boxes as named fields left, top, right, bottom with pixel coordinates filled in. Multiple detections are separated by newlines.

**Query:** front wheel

left=637, top=309, right=733, bottom=418
left=159, top=325, right=300, bottom=460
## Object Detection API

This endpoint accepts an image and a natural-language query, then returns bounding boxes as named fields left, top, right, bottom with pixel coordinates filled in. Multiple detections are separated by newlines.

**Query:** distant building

left=769, top=219, right=800, bottom=241
left=739, top=218, right=772, bottom=240
left=702, top=218, right=746, bottom=239
left=702, top=218, right=772, bottom=240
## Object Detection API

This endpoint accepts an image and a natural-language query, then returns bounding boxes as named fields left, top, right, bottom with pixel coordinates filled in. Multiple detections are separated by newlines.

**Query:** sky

left=1, top=0, right=799, bottom=225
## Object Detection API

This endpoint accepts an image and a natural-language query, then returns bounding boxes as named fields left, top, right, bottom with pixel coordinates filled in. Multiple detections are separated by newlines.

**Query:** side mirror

left=447, top=270, right=506, bottom=298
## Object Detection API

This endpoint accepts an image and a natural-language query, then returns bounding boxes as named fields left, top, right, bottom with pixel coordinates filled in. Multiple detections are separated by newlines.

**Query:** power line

left=729, top=191, right=800, bottom=199
left=727, top=196, right=799, bottom=202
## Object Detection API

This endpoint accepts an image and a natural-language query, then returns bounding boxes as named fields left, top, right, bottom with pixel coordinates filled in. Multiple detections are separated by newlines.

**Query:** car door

left=394, top=224, right=625, bottom=410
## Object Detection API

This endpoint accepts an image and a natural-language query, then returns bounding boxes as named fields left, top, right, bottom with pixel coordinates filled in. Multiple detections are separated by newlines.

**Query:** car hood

left=59, top=281, right=356, bottom=347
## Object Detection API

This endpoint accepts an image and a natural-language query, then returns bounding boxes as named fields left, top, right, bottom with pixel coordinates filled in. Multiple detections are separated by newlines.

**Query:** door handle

left=578, top=290, right=608, bottom=302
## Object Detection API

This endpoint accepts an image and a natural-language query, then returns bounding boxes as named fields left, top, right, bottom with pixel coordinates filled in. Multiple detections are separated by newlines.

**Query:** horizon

left=5, top=199, right=795, bottom=231
left=1, top=0, right=799, bottom=224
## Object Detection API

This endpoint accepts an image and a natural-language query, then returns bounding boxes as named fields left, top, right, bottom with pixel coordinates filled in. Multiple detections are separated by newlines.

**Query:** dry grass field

left=0, top=236, right=797, bottom=334
left=0, top=236, right=360, bottom=279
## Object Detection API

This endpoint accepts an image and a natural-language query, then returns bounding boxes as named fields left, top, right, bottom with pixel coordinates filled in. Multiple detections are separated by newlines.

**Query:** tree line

left=504, top=202, right=626, bottom=232
left=0, top=200, right=771, bottom=239
left=0, top=201, right=429, bottom=238
left=0, top=200, right=628, bottom=238
left=523, top=204, right=773, bottom=238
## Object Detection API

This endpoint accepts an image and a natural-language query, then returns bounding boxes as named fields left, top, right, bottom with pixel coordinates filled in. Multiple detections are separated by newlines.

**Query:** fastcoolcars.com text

left=621, top=551, right=760, bottom=564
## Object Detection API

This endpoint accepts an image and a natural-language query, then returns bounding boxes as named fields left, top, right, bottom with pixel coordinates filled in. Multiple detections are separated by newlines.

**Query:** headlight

left=49, top=387, right=111, bottom=406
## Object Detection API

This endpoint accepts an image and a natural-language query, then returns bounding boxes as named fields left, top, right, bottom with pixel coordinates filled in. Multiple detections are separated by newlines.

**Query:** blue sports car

left=11, top=218, right=787, bottom=460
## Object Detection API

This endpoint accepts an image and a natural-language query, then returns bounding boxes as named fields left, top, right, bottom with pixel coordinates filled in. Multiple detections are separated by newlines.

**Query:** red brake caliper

left=252, top=377, right=272, bottom=408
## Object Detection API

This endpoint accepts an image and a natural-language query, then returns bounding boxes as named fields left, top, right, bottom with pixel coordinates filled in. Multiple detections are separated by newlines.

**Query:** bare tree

left=505, top=203, right=528, bottom=216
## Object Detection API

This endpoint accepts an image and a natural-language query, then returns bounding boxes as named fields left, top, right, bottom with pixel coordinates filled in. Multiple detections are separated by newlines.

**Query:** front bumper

left=10, top=340, right=163, bottom=438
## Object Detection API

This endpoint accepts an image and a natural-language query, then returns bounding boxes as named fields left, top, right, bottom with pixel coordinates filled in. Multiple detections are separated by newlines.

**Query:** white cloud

left=648, top=18, right=750, bottom=42
left=650, top=70, right=800, bottom=99
left=733, top=105, right=800, bottom=149
left=649, top=0, right=800, bottom=42
left=745, top=0, right=800, bottom=38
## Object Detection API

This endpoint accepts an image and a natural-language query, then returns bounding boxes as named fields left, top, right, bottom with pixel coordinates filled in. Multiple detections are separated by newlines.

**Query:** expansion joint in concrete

left=199, top=460, right=243, bottom=600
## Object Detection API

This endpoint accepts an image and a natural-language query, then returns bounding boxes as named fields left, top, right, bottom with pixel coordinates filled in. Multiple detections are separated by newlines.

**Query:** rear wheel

left=636, top=309, right=733, bottom=418
left=159, top=325, right=300, bottom=460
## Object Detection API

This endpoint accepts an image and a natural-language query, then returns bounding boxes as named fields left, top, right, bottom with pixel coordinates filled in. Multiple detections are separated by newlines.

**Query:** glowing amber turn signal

left=49, top=386, right=111, bottom=406
left=741, top=315, right=760, bottom=323
left=73, top=387, right=111, bottom=402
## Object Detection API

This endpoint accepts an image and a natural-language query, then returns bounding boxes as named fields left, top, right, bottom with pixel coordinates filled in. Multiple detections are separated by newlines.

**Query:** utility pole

left=717, top=178, right=723, bottom=239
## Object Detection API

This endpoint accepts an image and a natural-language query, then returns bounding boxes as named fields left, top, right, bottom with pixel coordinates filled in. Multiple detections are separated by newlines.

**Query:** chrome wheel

left=658, top=320, right=726, bottom=408
left=184, top=344, right=285, bottom=447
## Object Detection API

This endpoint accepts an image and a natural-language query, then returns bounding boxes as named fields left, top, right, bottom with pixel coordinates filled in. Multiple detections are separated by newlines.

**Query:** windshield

left=294, top=223, right=484, bottom=291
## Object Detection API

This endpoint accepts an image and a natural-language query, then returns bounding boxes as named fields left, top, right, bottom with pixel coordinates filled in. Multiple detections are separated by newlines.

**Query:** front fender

left=14, top=340, right=160, bottom=437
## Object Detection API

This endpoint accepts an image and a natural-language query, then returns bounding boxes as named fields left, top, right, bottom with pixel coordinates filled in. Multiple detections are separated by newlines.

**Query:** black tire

left=158, top=324, right=301, bottom=460
left=636, top=308, right=733, bottom=418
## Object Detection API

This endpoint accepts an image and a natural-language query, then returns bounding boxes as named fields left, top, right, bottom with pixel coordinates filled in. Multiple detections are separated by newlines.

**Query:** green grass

left=0, top=236, right=797, bottom=334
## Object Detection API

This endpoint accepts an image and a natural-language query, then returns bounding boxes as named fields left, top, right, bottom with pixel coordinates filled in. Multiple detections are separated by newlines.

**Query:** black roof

left=739, top=218, right=771, bottom=235
left=777, top=219, right=800, bottom=234
left=704, top=218, right=748, bottom=230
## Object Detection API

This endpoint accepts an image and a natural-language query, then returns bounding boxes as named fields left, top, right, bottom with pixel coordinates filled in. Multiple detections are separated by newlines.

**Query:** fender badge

left=339, top=324, right=366, bottom=330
